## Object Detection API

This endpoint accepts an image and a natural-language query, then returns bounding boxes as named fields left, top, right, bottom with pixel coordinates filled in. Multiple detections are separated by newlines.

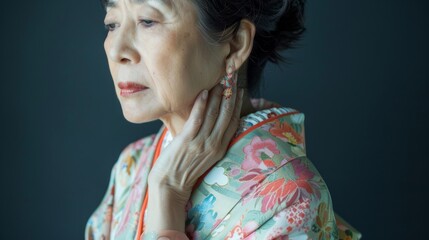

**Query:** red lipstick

left=118, top=82, right=148, bottom=97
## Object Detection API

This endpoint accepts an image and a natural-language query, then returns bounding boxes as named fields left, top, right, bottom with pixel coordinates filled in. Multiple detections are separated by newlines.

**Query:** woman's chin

left=121, top=105, right=164, bottom=123
left=121, top=108, right=155, bottom=124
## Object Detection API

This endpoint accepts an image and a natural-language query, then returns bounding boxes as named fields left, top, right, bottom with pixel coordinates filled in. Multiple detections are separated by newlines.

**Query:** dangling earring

left=220, top=61, right=237, bottom=99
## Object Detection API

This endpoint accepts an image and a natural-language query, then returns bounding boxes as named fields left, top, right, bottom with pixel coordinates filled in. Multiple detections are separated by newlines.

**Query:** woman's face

left=104, top=0, right=228, bottom=123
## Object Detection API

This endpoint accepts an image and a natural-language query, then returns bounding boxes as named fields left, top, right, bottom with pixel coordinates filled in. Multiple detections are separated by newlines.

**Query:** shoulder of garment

left=185, top=111, right=339, bottom=239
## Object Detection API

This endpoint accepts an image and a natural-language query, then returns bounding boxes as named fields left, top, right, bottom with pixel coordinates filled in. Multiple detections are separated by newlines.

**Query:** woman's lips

left=118, top=82, right=148, bottom=97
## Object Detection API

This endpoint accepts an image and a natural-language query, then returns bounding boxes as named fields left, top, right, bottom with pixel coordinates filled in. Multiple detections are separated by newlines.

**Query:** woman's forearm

left=143, top=184, right=190, bottom=240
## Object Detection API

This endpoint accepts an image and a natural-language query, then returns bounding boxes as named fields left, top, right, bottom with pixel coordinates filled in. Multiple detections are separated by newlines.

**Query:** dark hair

left=190, top=0, right=306, bottom=96
left=100, top=0, right=306, bottom=96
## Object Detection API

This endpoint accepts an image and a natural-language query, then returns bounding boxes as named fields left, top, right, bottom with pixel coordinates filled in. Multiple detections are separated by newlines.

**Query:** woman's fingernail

left=158, top=238, right=170, bottom=240
left=202, top=90, right=208, bottom=100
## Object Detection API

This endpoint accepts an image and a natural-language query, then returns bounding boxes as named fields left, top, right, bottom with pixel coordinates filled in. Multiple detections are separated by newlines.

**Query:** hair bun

left=272, top=0, right=306, bottom=60
left=252, top=0, right=306, bottom=65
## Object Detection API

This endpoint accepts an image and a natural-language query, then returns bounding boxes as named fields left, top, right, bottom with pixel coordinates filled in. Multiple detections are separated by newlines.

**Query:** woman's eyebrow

left=106, top=0, right=174, bottom=10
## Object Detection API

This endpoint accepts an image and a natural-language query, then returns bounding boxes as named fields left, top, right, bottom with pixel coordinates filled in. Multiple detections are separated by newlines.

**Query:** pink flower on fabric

left=242, top=136, right=280, bottom=171
left=291, top=158, right=315, bottom=180
left=238, top=136, right=280, bottom=202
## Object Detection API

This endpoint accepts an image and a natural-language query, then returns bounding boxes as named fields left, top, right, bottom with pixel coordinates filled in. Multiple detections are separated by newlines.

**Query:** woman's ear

left=225, top=19, right=256, bottom=70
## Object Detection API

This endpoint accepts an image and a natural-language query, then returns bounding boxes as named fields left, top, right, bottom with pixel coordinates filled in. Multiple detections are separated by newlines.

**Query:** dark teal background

left=1, top=0, right=427, bottom=239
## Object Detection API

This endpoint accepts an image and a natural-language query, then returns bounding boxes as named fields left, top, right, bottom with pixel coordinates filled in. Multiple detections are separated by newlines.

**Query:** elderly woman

left=85, top=0, right=348, bottom=239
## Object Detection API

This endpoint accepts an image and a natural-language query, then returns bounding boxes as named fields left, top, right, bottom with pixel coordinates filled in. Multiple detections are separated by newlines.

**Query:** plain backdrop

left=1, top=0, right=428, bottom=239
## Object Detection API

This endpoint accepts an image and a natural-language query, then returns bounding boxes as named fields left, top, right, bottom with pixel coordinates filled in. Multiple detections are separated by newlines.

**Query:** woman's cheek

left=160, top=58, right=196, bottom=111
left=146, top=27, right=202, bottom=111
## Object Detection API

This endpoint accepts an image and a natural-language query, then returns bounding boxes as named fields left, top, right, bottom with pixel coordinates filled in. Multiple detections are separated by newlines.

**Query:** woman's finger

left=222, top=88, right=244, bottom=147
left=195, top=84, right=224, bottom=138
left=180, top=89, right=208, bottom=141
left=210, top=69, right=238, bottom=141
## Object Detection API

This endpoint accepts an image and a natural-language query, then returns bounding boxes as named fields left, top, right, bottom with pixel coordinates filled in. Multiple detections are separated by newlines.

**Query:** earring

left=220, top=61, right=237, bottom=99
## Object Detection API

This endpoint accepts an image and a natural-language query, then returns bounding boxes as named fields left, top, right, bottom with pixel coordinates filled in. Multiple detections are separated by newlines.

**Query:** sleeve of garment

left=243, top=197, right=336, bottom=240
left=84, top=160, right=118, bottom=240
left=218, top=156, right=338, bottom=240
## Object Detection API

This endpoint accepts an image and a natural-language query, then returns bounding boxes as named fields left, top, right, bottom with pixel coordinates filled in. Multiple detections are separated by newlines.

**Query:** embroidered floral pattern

left=311, top=202, right=339, bottom=240
left=242, top=136, right=280, bottom=171
left=269, top=119, right=303, bottom=145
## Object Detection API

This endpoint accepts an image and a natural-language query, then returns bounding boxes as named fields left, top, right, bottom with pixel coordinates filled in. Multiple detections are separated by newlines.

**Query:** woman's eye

left=104, top=23, right=117, bottom=32
left=103, top=20, right=156, bottom=31
left=139, top=19, right=156, bottom=28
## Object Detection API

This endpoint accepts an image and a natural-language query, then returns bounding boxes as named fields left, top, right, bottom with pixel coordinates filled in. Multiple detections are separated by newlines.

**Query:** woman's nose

left=105, top=28, right=140, bottom=64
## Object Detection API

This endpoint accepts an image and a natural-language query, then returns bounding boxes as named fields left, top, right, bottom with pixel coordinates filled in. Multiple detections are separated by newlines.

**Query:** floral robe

left=85, top=99, right=361, bottom=240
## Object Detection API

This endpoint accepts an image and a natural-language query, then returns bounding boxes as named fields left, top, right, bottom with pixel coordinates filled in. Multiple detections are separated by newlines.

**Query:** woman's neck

left=160, top=89, right=256, bottom=138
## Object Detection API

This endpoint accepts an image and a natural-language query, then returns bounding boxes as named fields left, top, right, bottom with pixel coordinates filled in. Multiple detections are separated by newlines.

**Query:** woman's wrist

left=147, top=176, right=193, bottom=209
left=145, top=184, right=189, bottom=233
left=141, top=230, right=189, bottom=240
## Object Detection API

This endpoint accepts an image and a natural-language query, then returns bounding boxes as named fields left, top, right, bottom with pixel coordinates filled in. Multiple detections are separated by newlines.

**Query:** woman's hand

left=145, top=72, right=244, bottom=233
